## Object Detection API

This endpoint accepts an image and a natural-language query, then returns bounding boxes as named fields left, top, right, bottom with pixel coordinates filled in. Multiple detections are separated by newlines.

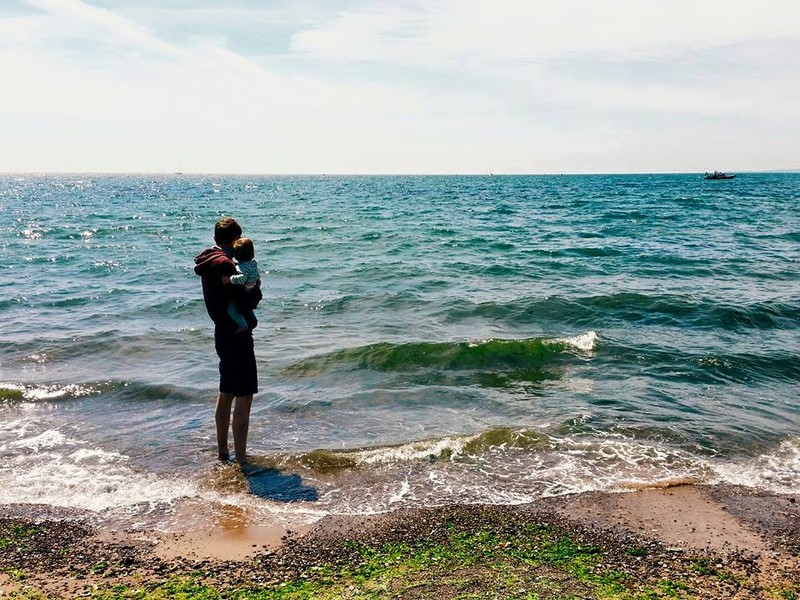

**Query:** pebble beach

left=2, top=484, right=798, bottom=598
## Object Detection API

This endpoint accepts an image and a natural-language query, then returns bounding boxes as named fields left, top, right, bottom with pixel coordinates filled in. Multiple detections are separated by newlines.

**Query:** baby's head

left=233, top=237, right=255, bottom=262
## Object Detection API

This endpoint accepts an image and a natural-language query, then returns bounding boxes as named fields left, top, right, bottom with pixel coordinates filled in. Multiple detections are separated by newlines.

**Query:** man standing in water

left=194, top=218, right=261, bottom=465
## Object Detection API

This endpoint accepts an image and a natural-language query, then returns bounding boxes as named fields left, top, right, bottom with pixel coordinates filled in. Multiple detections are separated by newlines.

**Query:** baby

left=227, top=237, right=260, bottom=333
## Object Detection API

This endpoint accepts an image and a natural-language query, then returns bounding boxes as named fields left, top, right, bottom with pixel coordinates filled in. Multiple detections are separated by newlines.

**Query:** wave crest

left=286, top=333, right=597, bottom=377
left=290, top=427, right=555, bottom=473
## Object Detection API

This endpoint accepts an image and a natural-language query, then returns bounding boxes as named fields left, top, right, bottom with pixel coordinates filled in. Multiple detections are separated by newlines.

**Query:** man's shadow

left=241, top=465, right=319, bottom=502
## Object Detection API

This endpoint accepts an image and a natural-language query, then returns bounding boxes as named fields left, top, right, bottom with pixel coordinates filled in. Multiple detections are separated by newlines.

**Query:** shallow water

left=1, top=173, right=798, bottom=529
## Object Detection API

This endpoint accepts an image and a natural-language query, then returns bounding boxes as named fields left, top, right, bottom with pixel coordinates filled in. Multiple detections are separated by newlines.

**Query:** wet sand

left=1, top=484, right=798, bottom=598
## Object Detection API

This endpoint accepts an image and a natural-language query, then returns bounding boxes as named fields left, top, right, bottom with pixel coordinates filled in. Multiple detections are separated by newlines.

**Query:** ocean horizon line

left=3, top=169, right=799, bottom=177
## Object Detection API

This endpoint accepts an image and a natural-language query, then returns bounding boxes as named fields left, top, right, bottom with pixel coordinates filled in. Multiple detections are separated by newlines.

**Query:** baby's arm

left=222, top=265, right=247, bottom=285
left=228, top=271, right=247, bottom=285
left=239, top=261, right=259, bottom=287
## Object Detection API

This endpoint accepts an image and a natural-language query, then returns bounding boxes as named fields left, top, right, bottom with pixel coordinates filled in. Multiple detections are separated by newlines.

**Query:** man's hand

left=222, top=276, right=231, bottom=285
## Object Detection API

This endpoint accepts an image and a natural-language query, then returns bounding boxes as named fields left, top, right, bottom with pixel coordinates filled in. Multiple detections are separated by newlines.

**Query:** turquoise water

left=1, top=174, right=798, bottom=527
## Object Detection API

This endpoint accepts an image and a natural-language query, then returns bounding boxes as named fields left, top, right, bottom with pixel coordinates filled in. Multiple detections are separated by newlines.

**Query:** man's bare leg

left=215, top=392, right=235, bottom=461
left=232, top=394, right=253, bottom=465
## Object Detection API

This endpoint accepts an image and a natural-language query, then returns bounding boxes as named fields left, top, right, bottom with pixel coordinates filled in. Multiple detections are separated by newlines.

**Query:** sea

left=1, top=173, right=798, bottom=532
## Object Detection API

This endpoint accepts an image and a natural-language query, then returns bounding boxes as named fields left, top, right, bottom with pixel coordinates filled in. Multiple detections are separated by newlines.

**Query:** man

left=194, top=217, right=262, bottom=465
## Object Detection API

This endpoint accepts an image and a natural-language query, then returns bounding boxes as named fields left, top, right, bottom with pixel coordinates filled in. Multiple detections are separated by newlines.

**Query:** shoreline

left=2, top=484, right=799, bottom=598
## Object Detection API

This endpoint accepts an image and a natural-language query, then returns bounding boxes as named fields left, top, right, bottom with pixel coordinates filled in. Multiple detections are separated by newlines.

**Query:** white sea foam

left=1, top=382, right=99, bottom=402
left=389, top=479, right=411, bottom=504
left=712, top=437, right=800, bottom=494
left=5, top=429, right=72, bottom=452
left=353, top=435, right=477, bottom=465
left=0, top=432, right=196, bottom=512
left=308, top=434, right=800, bottom=515
left=318, top=433, right=800, bottom=516
left=553, top=331, right=598, bottom=352
left=3, top=408, right=798, bottom=525
left=69, top=447, right=127, bottom=464
left=303, top=433, right=712, bottom=515
left=311, top=430, right=800, bottom=517
left=522, top=436, right=715, bottom=496
left=0, top=412, right=326, bottom=530
left=306, top=428, right=710, bottom=499
left=0, top=409, right=197, bottom=515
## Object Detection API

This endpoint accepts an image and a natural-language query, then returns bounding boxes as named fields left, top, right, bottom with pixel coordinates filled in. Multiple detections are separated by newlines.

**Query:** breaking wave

left=285, top=332, right=597, bottom=376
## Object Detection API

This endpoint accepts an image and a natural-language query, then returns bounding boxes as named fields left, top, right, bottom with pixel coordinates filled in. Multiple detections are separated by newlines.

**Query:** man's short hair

left=214, top=218, right=242, bottom=245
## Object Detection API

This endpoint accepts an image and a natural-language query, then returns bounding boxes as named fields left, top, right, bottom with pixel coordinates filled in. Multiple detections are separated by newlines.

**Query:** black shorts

left=215, top=328, right=258, bottom=397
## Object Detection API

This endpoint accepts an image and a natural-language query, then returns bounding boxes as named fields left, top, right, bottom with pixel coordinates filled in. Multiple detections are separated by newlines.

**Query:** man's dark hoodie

left=194, top=246, right=261, bottom=331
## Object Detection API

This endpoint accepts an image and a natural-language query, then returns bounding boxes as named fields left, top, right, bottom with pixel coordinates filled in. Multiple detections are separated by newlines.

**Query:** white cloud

left=1, top=0, right=799, bottom=173
left=25, top=0, right=187, bottom=59
left=287, top=1, right=800, bottom=124
left=292, top=0, right=800, bottom=63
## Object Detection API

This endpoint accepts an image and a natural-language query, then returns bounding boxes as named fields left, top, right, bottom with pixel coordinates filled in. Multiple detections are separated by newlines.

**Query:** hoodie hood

left=194, top=246, right=229, bottom=276
left=194, top=245, right=241, bottom=330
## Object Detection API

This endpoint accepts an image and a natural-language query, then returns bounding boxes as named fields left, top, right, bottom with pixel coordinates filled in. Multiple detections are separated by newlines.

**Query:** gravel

left=2, top=489, right=798, bottom=598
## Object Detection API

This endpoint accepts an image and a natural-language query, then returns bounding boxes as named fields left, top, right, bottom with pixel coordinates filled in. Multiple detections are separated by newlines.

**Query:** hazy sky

left=2, top=0, right=799, bottom=174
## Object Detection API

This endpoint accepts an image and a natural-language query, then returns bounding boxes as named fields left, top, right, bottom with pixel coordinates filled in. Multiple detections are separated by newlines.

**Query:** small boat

left=704, top=171, right=736, bottom=180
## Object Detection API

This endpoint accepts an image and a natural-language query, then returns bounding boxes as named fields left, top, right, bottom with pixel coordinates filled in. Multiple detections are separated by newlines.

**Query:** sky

left=2, top=0, right=799, bottom=174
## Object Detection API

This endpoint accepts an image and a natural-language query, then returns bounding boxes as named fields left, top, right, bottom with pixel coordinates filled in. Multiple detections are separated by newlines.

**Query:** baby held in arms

left=227, top=237, right=260, bottom=333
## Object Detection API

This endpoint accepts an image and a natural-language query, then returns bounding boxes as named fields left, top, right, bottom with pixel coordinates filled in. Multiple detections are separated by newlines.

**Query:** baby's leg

left=227, top=301, right=249, bottom=333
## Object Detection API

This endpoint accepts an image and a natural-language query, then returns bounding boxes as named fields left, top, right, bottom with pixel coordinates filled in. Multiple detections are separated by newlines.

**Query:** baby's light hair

left=233, top=237, right=255, bottom=262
